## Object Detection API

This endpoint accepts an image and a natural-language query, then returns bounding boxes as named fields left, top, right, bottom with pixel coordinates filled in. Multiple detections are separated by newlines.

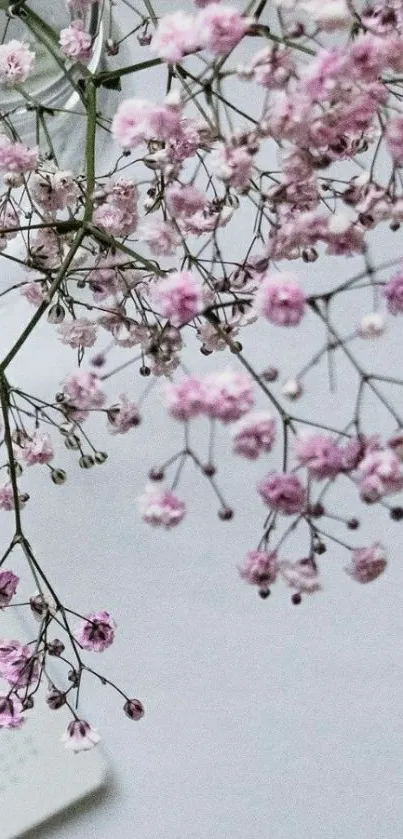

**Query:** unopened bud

left=47, top=639, right=65, bottom=656
left=79, top=454, right=95, bottom=469
left=123, top=698, right=145, bottom=720
left=51, top=468, right=67, bottom=485
left=94, top=451, right=108, bottom=464
left=47, top=303, right=65, bottom=324
left=218, top=507, right=234, bottom=521
left=46, top=686, right=66, bottom=710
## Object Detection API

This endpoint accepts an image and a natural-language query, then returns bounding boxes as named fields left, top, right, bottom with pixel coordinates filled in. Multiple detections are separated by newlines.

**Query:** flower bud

left=51, top=468, right=67, bottom=485
left=47, top=639, right=65, bottom=656
left=281, top=378, right=303, bottom=400
left=218, top=507, right=234, bottom=521
left=46, top=686, right=66, bottom=710
left=123, top=698, right=145, bottom=720
left=64, top=434, right=80, bottom=450
left=79, top=454, right=95, bottom=469
left=47, top=303, right=65, bottom=324
left=94, top=451, right=108, bottom=464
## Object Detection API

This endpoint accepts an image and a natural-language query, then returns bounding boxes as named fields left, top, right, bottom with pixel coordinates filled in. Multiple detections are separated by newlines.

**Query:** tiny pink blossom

left=0, top=694, right=24, bottom=729
left=59, top=20, right=93, bottom=63
left=0, top=640, right=39, bottom=687
left=138, top=219, right=181, bottom=256
left=203, top=370, right=255, bottom=423
left=0, top=571, right=19, bottom=608
left=20, top=282, right=47, bottom=307
left=345, top=543, right=387, bottom=583
left=239, top=549, right=279, bottom=591
left=294, top=433, right=343, bottom=479
left=388, top=431, right=403, bottom=462
left=58, top=318, right=97, bottom=348
left=255, top=273, right=306, bottom=326
left=138, top=485, right=186, bottom=528
left=166, top=184, right=206, bottom=217
left=62, top=371, right=106, bottom=418
left=61, top=719, right=101, bottom=752
left=154, top=271, right=205, bottom=326
left=30, top=168, right=79, bottom=211
left=258, top=472, right=307, bottom=514
left=356, top=449, right=403, bottom=502
left=280, top=558, right=321, bottom=594
left=107, top=395, right=140, bottom=434
left=163, top=376, right=207, bottom=421
left=75, top=611, right=116, bottom=652
left=0, top=40, right=35, bottom=85
left=0, top=135, right=39, bottom=173
left=384, top=271, right=403, bottom=315
left=151, top=12, right=199, bottom=62
left=386, top=115, right=403, bottom=165
left=196, top=4, right=250, bottom=55
left=0, top=485, right=17, bottom=511
left=21, top=433, right=54, bottom=466
left=112, top=98, right=152, bottom=149
left=211, top=143, right=254, bottom=190
left=231, top=411, right=276, bottom=460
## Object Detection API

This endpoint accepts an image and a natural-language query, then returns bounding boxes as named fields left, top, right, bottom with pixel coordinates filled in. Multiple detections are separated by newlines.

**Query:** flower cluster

left=1, top=0, right=403, bottom=751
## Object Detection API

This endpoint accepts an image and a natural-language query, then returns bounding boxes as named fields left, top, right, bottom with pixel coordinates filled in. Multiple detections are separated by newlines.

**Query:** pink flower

left=62, top=371, right=106, bottom=419
left=255, top=273, right=305, bottom=326
left=239, top=549, right=279, bottom=591
left=112, top=98, right=152, bottom=149
left=74, top=611, right=116, bottom=652
left=231, top=411, right=276, bottom=460
left=211, top=142, right=254, bottom=190
left=59, top=20, right=93, bottom=63
left=20, top=282, right=47, bottom=307
left=0, top=694, right=25, bottom=729
left=196, top=4, right=249, bottom=55
left=0, top=485, right=18, bottom=511
left=384, top=271, right=403, bottom=314
left=0, top=135, right=38, bottom=173
left=151, top=12, right=199, bottom=62
left=388, top=431, right=403, bottom=461
left=243, top=45, right=294, bottom=88
left=0, top=40, right=35, bottom=85
left=58, top=318, right=97, bottom=348
left=294, top=433, right=343, bottom=479
left=203, top=370, right=255, bottom=423
left=0, top=571, right=19, bottom=608
left=107, top=395, right=140, bottom=434
left=340, top=434, right=380, bottom=472
left=138, top=485, right=186, bottom=528
left=356, top=449, right=403, bottom=502
left=280, top=558, right=321, bottom=593
left=138, top=219, right=181, bottom=256
left=21, top=433, right=54, bottom=466
left=154, top=270, right=205, bottom=326
left=258, top=472, right=307, bottom=514
left=344, top=543, right=387, bottom=583
left=30, top=168, right=79, bottom=211
left=0, top=640, right=39, bottom=687
left=163, top=376, right=207, bottom=421
left=61, top=719, right=101, bottom=752
left=386, top=115, right=403, bottom=165
left=166, top=184, right=206, bottom=217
